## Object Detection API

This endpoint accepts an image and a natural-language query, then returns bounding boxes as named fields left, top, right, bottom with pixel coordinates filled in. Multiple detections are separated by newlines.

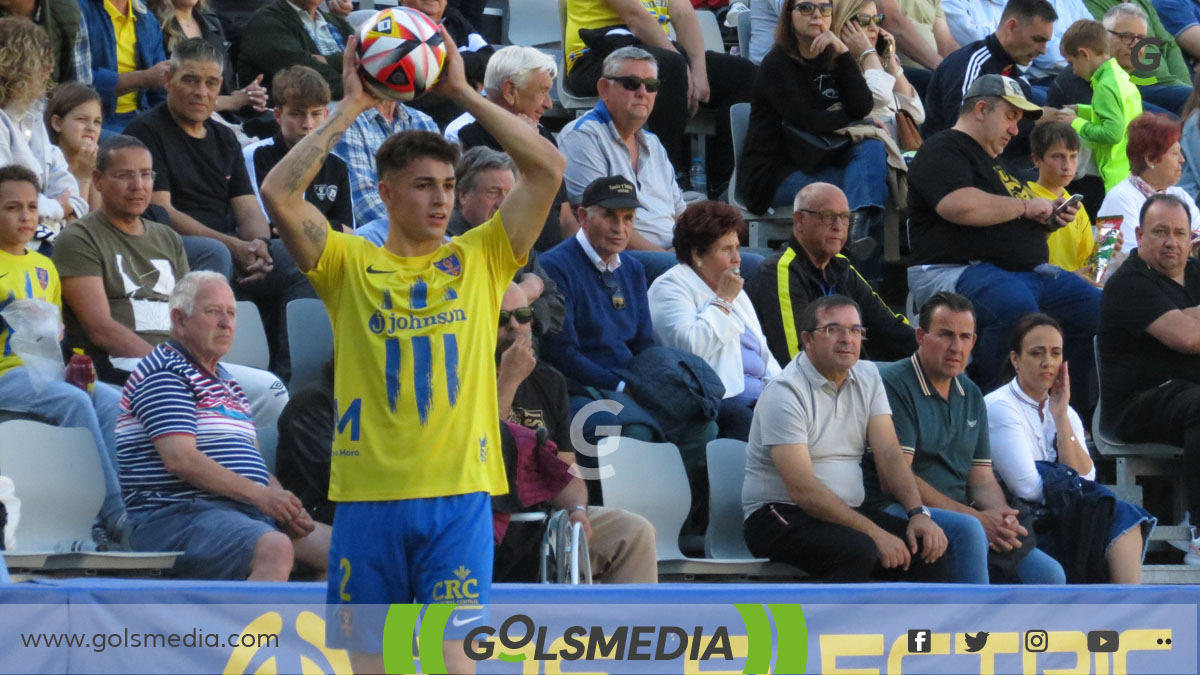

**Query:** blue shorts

left=127, top=498, right=278, bottom=580
left=325, top=492, right=493, bottom=653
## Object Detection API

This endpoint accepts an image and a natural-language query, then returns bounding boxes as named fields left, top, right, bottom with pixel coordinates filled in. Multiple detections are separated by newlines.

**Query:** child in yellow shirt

left=1027, top=122, right=1101, bottom=283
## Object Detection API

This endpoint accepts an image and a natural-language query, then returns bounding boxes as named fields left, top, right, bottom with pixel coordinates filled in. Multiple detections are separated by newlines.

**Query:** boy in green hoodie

left=1058, top=19, right=1142, bottom=190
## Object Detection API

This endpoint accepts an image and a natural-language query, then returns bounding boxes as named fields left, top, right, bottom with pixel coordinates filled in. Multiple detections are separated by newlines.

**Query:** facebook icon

left=908, top=629, right=932, bottom=653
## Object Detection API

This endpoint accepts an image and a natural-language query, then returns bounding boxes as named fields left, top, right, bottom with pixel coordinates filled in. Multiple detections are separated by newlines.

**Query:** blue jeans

left=1015, top=547, right=1067, bottom=584
left=884, top=502, right=989, bottom=583
left=771, top=138, right=889, bottom=212
left=182, top=236, right=234, bottom=279
left=0, top=368, right=125, bottom=529
left=955, top=264, right=1100, bottom=403
left=1139, top=83, right=1191, bottom=116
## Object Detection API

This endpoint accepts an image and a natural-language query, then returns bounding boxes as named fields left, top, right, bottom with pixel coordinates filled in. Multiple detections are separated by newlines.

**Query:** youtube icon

left=1088, top=630, right=1119, bottom=653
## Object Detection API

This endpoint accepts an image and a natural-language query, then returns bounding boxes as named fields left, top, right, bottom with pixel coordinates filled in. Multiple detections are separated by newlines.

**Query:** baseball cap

left=964, top=74, right=1043, bottom=119
left=581, top=176, right=640, bottom=209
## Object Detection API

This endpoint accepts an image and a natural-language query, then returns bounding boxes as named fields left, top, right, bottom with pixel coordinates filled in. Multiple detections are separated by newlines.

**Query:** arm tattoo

left=281, top=112, right=349, bottom=194
left=301, top=218, right=326, bottom=247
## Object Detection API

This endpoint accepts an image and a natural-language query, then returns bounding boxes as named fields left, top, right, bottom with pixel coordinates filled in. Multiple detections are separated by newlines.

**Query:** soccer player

left=259, top=30, right=565, bottom=675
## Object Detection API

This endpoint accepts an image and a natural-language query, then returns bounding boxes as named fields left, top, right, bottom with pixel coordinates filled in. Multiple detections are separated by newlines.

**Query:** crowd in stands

left=7, top=0, right=1200, bottom=588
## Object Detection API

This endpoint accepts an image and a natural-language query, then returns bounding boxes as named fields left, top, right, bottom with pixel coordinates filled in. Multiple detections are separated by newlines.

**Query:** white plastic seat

left=226, top=301, right=271, bottom=371
left=285, top=298, right=333, bottom=393
left=505, top=0, right=561, bottom=48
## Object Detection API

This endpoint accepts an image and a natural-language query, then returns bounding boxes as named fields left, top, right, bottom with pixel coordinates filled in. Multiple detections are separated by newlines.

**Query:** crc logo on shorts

left=432, top=565, right=480, bottom=602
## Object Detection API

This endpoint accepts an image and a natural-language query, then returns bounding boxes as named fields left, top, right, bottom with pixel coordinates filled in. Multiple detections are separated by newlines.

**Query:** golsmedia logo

left=379, top=603, right=807, bottom=673
left=1128, top=37, right=1164, bottom=84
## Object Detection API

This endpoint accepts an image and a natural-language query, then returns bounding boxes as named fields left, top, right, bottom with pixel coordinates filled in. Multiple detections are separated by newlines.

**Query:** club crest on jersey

left=35, top=268, right=49, bottom=290
left=433, top=254, right=462, bottom=277
left=314, top=184, right=338, bottom=202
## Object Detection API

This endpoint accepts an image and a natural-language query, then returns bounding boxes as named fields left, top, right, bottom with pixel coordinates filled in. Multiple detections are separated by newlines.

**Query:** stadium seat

left=694, top=10, right=725, bottom=54
left=285, top=298, right=333, bottom=393
left=729, top=102, right=793, bottom=248
left=226, top=301, right=270, bottom=371
left=704, top=438, right=763, bottom=559
left=504, top=0, right=560, bottom=49
left=737, top=8, right=750, bottom=58
left=257, top=425, right=279, bottom=475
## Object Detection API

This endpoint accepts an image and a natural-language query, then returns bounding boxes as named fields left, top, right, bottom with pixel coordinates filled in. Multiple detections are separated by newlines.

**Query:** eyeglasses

left=1107, top=29, right=1146, bottom=47
left=605, top=75, right=661, bottom=93
left=851, top=13, right=885, bottom=26
left=600, top=271, right=627, bottom=310
left=109, top=170, right=156, bottom=183
left=800, top=208, right=853, bottom=224
left=793, top=2, right=834, bottom=16
left=812, top=323, right=867, bottom=339
left=499, top=307, right=534, bottom=326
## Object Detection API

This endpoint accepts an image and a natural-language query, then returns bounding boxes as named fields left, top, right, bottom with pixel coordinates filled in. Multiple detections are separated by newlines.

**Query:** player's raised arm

left=431, top=30, right=565, bottom=259
left=261, top=35, right=380, bottom=272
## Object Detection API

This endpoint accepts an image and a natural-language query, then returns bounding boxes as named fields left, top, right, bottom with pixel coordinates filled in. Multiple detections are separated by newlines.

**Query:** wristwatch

left=907, top=505, right=932, bottom=519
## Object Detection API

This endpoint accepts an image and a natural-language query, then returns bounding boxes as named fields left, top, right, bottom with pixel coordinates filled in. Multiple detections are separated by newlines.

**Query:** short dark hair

left=170, top=37, right=223, bottom=71
left=1000, top=0, right=1058, bottom=24
left=1139, top=192, right=1192, bottom=228
left=376, top=130, right=460, bottom=182
left=1060, top=18, right=1109, bottom=57
left=0, top=164, right=39, bottom=193
left=272, top=65, right=330, bottom=109
left=918, top=292, right=975, bottom=332
left=97, top=135, right=150, bottom=173
left=958, top=95, right=1001, bottom=119
left=799, top=295, right=861, bottom=334
left=672, top=201, right=746, bottom=266
left=1030, top=121, right=1081, bottom=158
left=45, top=81, right=100, bottom=145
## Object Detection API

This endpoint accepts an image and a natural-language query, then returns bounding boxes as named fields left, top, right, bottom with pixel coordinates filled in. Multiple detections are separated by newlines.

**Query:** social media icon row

left=907, top=629, right=1122, bottom=653
left=906, top=629, right=991, bottom=653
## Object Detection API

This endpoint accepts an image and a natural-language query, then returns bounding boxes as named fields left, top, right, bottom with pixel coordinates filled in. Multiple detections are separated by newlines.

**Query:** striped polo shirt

left=115, top=341, right=268, bottom=514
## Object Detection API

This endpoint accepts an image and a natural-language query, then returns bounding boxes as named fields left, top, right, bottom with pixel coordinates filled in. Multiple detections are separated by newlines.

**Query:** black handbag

left=781, top=121, right=851, bottom=173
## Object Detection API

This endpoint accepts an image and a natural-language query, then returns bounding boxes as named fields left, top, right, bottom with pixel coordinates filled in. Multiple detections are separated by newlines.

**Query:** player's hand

left=255, top=485, right=304, bottom=525
left=498, top=333, right=537, bottom=385
left=340, top=35, right=383, bottom=114
left=568, top=508, right=593, bottom=542
left=906, top=513, right=947, bottom=563
left=871, top=527, right=912, bottom=569
left=430, top=28, right=473, bottom=104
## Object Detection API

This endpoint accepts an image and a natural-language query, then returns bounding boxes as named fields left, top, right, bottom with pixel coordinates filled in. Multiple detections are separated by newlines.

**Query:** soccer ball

left=356, top=7, right=446, bottom=102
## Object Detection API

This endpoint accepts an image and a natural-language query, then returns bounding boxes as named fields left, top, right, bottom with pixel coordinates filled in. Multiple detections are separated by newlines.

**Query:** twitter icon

left=964, top=632, right=990, bottom=653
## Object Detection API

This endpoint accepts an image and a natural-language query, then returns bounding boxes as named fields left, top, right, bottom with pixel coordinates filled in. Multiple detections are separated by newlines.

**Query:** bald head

left=794, top=182, right=848, bottom=213
left=792, top=182, right=850, bottom=269
left=501, top=282, right=528, bottom=312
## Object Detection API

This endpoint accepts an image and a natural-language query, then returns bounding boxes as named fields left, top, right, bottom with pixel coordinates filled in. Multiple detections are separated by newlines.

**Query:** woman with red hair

left=1097, top=112, right=1200, bottom=275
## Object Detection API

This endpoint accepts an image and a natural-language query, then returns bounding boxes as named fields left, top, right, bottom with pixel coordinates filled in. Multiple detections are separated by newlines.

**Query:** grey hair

left=1103, top=2, right=1147, bottom=29
left=602, top=46, right=658, bottom=78
left=169, top=271, right=230, bottom=318
left=483, top=46, right=558, bottom=98
left=169, top=37, right=225, bottom=73
left=455, top=146, right=517, bottom=197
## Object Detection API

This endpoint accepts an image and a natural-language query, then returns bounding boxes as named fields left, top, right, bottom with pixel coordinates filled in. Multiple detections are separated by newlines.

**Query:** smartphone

left=876, top=38, right=893, bottom=60
left=1045, top=193, right=1083, bottom=228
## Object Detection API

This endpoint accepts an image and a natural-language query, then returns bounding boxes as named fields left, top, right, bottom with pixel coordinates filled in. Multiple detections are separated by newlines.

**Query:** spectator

left=451, top=46, right=574, bottom=252
left=400, top=0, right=495, bottom=128
left=0, top=19, right=88, bottom=252
left=150, top=0, right=269, bottom=116
left=1099, top=193, right=1200, bottom=564
left=556, top=47, right=683, bottom=280
left=243, top=65, right=351, bottom=232
left=1028, top=122, right=1099, bottom=278
left=894, top=0, right=960, bottom=71
left=1148, top=0, right=1200, bottom=62
left=738, top=0, right=887, bottom=256
left=1097, top=112, right=1200, bottom=275
left=116, top=270, right=330, bottom=580
left=331, top=100, right=437, bottom=229
left=1174, top=69, right=1200, bottom=196
left=446, top=146, right=566, bottom=336
left=46, top=82, right=102, bottom=212
left=124, top=38, right=317, bottom=380
left=493, top=282, right=657, bottom=584
left=52, top=135, right=289, bottom=430
left=863, top=293, right=1065, bottom=583
left=237, top=0, right=351, bottom=102
left=831, top=0, right=925, bottom=143
left=562, top=0, right=755, bottom=191
left=747, top=183, right=916, bottom=369
left=78, top=0, right=170, bottom=132
left=907, top=74, right=1099, bottom=404
left=741, top=295, right=949, bottom=582
left=0, top=0, right=92, bottom=85
left=1057, top=19, right=1141, bottom=190
left=0, top=164, right=125, bottom=545
left=648, top=201, right=782, bottom=442
left=986, top=312, right=1154, bottom=581
left=944, top=0, right=1091, bottom=80
left=923, top=0, right=1059, bottom=162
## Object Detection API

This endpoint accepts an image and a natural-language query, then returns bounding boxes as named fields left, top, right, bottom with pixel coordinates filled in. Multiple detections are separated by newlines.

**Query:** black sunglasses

left=852, top=12, right=885, bottom=26
left=499, top=307, right=534, bottom=325
left=605, top=75, right=661, bottom=93
left=793, top=2, right=834, bottom=16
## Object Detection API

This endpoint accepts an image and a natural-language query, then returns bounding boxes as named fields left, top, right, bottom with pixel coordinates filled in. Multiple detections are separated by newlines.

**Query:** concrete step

left=1149, top=525, right=1190, bottom=542
left=1141, top=564, right=1200, bottom=584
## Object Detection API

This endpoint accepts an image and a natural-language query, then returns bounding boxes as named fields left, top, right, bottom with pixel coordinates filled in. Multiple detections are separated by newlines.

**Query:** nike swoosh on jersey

left=451, top=614, right=483, bottom=627
left=366, top=265, right=396, bottom=274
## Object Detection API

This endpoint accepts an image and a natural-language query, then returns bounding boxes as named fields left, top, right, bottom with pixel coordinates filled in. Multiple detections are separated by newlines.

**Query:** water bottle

left=689, top=158, right=707, bottom=198
left=65, top=348, right=95, bottom=397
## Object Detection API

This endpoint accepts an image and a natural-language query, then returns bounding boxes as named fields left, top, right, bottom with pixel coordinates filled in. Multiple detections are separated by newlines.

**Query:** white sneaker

left=1185, top=537, right=1200, bottom=566
left=1169, top=514, right=1193, bottom=553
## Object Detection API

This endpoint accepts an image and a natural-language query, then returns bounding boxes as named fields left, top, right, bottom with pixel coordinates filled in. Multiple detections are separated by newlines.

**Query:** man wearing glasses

left=741, top=294, right=950, bottom=582
left=747, top=182, right=916, bottom=370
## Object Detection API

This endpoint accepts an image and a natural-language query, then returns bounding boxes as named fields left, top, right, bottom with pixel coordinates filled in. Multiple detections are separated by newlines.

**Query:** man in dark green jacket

left=236, top=0, right=352, bottom=101
left=0, top=0, right=89, bottom=85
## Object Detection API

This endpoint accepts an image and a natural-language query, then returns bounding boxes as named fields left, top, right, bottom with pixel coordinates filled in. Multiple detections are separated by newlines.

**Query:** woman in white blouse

left=648, top=202, right=782, bottom=441
left=984, top=313, right=1154, bottom=583
left=832, top=0, right=925, bottom=143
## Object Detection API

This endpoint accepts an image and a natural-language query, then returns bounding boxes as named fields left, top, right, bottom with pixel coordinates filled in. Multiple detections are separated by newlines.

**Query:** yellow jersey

left=1027, top=182, right=1095, bottom=273
left=305, top=214, right=522, bottom=502
left=0, top=248, right=60, bottom=377
left=565, top=0, right=670, bottom=71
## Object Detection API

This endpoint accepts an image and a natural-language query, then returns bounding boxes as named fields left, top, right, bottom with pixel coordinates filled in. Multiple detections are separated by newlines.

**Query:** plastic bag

left=0, top=475, right=19, bottom=552
left=0, top=298, right=64, bottom=393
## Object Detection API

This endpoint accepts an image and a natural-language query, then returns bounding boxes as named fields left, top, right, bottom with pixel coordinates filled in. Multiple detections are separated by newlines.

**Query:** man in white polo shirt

left=742, top=294, right=949, bottom=582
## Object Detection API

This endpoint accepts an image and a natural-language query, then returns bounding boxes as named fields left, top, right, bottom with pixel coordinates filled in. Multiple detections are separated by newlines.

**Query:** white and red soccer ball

left=356, top=7, right=447, bottom=102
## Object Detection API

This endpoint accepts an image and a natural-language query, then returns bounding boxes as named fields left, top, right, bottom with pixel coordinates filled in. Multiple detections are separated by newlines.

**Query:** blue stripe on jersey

left=413, top=335, right=433, bottom=425
left=23, top=271, right=31, bottom=297
left=410, top=277, right=427, bottom=310
left=385, top=336, right=401, bottom=412
left=382, top=288, right=393, bottom=310
left=443, top=333, right=459, bottom=407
